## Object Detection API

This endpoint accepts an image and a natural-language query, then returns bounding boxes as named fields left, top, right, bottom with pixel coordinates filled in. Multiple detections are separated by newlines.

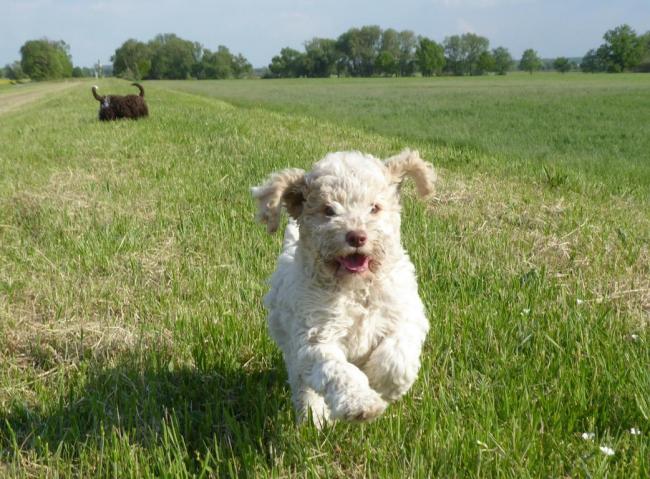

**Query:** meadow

left=157, top=74, right=650, bottom=195
left=0, top=74, right=648, bottom=477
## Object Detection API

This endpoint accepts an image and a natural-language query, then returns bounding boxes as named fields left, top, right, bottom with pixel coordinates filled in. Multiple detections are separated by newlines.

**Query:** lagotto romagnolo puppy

left=252, top=149, right=436, bottom=427
left=91, top=83, right=148, bottom=121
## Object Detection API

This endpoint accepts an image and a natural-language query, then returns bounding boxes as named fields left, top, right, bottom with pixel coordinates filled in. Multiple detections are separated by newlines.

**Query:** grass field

left=0, top=75, right=648, bottom=477
left=156, top=74, right=650, bottom=196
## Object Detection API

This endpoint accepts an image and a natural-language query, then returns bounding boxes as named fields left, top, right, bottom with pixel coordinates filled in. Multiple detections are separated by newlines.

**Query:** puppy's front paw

left=348, top=393, right=387, bottom=422
left=330, top=389, right=387, bottom=422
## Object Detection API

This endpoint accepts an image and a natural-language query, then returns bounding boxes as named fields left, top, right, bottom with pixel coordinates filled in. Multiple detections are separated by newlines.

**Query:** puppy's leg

left=362, top=327, right=426, bottom=402
left=286, top=364, right=330, bottom=428
left=302, top=344, right=387, bottom=422
left=300, top=387, right=330, bottom=429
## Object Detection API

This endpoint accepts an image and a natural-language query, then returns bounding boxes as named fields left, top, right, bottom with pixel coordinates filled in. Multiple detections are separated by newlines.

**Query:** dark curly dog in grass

left=92, top=83, right=149, bottom=121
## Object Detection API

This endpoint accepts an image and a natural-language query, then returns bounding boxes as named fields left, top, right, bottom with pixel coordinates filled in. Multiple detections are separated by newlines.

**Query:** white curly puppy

left=252, top=149, right=435, bottom=427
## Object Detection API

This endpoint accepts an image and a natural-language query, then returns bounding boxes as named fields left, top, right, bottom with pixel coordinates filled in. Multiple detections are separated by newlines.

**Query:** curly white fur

left=252, top=150, right=435, bottom=427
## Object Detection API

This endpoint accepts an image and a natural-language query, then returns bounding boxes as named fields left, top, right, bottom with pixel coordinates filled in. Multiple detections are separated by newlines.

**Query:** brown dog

left=92, top=83, right=148, bottom=121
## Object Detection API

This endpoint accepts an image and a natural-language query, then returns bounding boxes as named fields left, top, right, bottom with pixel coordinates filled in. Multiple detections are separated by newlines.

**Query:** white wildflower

left=521, top=308, right=531, bottom=316
left=599, top=446, right=615, bottom=456
left=581, top=432, right=595, bottom=441
left=629, top=428, right=641, bottom=436
left=576, top=298, right=584, bottom=305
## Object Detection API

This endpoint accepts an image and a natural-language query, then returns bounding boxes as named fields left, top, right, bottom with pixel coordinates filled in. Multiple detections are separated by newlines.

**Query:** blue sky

left=1, top=0, right=649, bottom=68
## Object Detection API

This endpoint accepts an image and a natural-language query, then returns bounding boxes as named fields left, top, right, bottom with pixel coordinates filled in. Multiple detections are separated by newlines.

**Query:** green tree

left=463, top=33, right=490, bottom=75
left=335, top=30, right=355, bottom=76
left=268, top=48, right=306, bottom=78
left=375, top=28, right=400, bottom=76
left=553, top=57, right=571, bottom=73
left=580, top=49, right=607, bottom=72
left=415, top=37, right=445, bottom=76
left=477, top=51, right=495, bottom=74
left=519, top=48, right=542, bottom=74
left=492, top=46, right=513, bottom=75
left=336, top=25, right=382, bottom=76
left=112, top=39, right=151, bottom=80
left=443, top=33, right=490, bottom=75
left=380, top=29, right=400, bottom=58
left=599, top=24, right=644, bottom=72
left=148, top=34, right=197, bottom=79
left=375, top=51, right=398, bottom=76
left=231, top=53, right=252, bottom=79
left=443, top=35, right=464, bottom=75
left=213, top=46, right=235, bottom=78
left=636, top=30, right=650, bottom=72
left=198, top=46, right=234, bottom=79
left=397, top=30, right=418, bottom=76
left=303, top=38, right=338, bottom=77
left=20, top=39, right=73, bottom=80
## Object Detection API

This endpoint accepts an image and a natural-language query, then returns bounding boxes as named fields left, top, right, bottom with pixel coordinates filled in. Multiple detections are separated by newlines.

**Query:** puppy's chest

left=335, top=290, right=395, bottom=364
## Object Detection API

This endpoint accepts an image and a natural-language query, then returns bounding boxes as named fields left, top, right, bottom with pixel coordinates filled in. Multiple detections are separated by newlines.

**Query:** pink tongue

left=340, top=254, right=369, bottom=272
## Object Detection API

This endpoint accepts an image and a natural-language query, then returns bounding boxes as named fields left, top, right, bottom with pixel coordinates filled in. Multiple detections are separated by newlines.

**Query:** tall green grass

left=0, top=78, right=647, bottom=477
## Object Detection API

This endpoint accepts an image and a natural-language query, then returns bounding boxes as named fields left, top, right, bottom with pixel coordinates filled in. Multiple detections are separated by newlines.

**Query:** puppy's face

left=300, top=153, right=401, bottom=278
left=253, top=150, right=436, bottom=282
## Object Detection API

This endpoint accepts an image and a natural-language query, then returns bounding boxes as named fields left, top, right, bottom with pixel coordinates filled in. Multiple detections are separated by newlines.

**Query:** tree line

left=1, top=34, right=252, bottom=81
left=2, top=24, right=649, bottom=81
left=266, top=24, right=650, bottom=78
left=266, top=27, right=516, bottom=78
left=111, top=34, right=252, bottom=80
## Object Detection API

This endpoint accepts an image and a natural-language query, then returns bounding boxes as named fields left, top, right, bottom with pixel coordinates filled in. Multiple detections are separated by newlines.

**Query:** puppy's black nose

left=346, top=231, right=367, bottom=247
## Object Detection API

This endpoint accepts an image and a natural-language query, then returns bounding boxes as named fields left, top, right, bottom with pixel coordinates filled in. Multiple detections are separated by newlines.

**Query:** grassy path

left=0, top=81, right=81, bottom=116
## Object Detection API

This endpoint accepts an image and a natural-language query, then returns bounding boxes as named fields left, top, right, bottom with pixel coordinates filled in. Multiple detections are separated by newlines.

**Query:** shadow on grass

left=0, top=355, right=291, bottom=474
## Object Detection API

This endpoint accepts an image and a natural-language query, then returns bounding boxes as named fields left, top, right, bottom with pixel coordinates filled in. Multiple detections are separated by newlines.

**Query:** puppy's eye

left=370, top=204, right=381, bottom=214
left=324, top=206, right=336, bottom=217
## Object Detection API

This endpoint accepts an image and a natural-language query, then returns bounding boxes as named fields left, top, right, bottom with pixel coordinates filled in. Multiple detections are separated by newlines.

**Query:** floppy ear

left=251, top=168, right=306, bottom=233
left=384, top=149, right=437, bottom=199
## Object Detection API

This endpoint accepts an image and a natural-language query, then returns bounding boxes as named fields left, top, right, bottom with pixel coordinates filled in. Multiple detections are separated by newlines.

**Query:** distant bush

left=519, top=49, right=542, bottom=74
left=20, top=39, right=73, bottom=80
left=72, top=66, right=95, bottom=78
left=492, top=47, right=514, bottom=75
left=553, top=57, right=571, bottom=73
left=3, top=61, right=27, bottom=80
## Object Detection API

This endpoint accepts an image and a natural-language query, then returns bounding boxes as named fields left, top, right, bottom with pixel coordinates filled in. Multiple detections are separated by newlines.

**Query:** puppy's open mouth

left=336, top=253, right=370, bottom=274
